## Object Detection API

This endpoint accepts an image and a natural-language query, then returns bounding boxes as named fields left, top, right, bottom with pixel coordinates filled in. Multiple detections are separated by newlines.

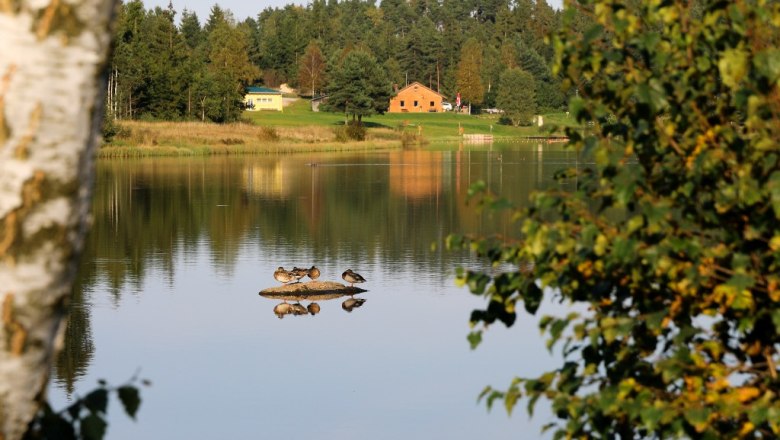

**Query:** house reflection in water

left=241, top=161, right=292, bottom=199
left=388, top=150, right=443, bottom=201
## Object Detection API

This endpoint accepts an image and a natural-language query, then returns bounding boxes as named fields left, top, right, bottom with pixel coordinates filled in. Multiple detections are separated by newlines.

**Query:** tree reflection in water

left=54, top=147, right=579, bottom=402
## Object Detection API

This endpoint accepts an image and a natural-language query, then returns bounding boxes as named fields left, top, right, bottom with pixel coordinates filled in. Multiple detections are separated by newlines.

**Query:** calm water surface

left=49, top=145, right=581, bottom=439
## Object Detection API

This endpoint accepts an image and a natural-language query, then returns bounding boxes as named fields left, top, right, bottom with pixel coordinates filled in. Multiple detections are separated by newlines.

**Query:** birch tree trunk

left=0, top=1, right=115, bottom=439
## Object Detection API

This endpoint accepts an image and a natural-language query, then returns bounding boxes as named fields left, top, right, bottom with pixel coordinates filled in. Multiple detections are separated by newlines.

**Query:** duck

left=342, top=269, right=366, bottom=287
left=274, top=267, right=295, bottom=284
left=342, top=297, right=366, bottom=312
left=307, top=302, right=321, bottom=315
left=307, top=265, right=321, bottom=280
left=290, top=267, right=309, bottom=283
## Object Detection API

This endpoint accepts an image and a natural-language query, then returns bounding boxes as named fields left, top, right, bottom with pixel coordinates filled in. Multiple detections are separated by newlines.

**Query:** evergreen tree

left=137, top=6, right=189, bottom=119
left=384, top=57, right=404, bottom=90
left=201, top=10, right=260, bottom=122
left=179, top=8, right=203, bottom=49
left=496, top=67, right=535, bottom=126
left=109, top=0, right=149, bottom=119
left=400, top=16, right=443, bottom=89
left=323, top=49, right=391, bottom=128
left=515, top=38, right=564, bottom=111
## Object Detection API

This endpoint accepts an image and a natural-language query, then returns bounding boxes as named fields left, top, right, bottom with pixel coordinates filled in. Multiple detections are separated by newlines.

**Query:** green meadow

left=246, top=98, right=575, bottom=141
left=100, top=98, right=577, bottom=157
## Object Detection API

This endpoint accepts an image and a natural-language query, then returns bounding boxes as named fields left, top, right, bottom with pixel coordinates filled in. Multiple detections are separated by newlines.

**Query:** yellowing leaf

left=719, top=48, right=749, bottom=90
left=737, top=387, right=760, bottom=403
left=594, top=234, right=608, bottom=256
left=732, top=289, right=754, bottom=311
left=770, top=235, right=780, bottom=251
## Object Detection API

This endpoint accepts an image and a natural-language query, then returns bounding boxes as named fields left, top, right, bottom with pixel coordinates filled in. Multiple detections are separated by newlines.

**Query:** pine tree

left=323, top=49, right=391, bottom=128
left=200, top=10, right=260, bottom=122
left=400, top=16, right=442, bottom=89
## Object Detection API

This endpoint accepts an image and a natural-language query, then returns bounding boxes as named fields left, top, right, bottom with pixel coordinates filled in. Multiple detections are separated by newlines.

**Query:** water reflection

left=341, top=297, right=366, bottom=312
left=51, top=144, right=580, bottom=438
left=268, top=296, right=366, bottom=318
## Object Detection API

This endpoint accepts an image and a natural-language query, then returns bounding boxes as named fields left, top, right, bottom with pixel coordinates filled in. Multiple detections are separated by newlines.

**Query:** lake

left=48, top=144, right=581, bottom=439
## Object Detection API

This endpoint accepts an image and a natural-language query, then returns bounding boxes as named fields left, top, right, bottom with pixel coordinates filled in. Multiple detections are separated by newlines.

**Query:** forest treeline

left=107, top=0, right=587, bottom=123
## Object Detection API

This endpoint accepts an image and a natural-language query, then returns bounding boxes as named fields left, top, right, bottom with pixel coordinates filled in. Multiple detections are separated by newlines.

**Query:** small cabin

left=244, top=87, right=283, bottom=112
left=388, top=82, right=446, bottom=113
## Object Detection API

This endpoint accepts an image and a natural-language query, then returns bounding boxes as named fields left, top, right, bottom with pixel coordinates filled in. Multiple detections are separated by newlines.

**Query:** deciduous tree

left=0, top=0, right=114, bottom=438
left=452, top=0, right=780, bottom=438
left=456, top=38, right=485, bottom=108
left=298, top=40, right=327, bottom=96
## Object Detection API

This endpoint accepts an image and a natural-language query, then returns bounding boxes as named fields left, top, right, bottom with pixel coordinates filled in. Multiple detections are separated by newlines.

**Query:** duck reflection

left=290, top=303, right=307, bottom=315
left=341, top=297, right=366, bottom=313
left=307, top=303, right=321, bottom=315
left=273, top=301, right=316, bottom=319
left=270, top=296, right=366, bottom=318
left=273, top=302, right=292, bottom=319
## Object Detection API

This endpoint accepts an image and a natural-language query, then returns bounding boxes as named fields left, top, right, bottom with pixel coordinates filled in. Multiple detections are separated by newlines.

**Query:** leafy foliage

left=497, top=68, right=536, bottom=126
left=456, top=38, right=485, bottom=106
left=24, top=377, right=149, bottom=440
left=450, top=0, right=780, bottom=437
left=297, top=40, right=327, bottom=96
left=322, top=49, right=391, bottom=130
left=104, top=0, right=573, bottom=123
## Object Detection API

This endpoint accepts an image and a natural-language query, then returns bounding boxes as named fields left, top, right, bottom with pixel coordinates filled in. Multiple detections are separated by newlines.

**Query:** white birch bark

left=0, top=1, right=115, bottom=438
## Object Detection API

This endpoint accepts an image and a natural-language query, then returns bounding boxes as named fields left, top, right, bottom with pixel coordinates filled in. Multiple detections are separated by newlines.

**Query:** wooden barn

left=388, top=82, right=446, bottom=113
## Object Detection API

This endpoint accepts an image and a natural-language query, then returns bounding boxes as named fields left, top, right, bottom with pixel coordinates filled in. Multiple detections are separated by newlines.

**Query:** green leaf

left=583, top=24, right=604, bottom=45
left=118, top=386, right=141, bottom=419
left=754, top=47, right=780, bottom=83
left=40, top=408, right=77, bottom=440
left=684, top=406, right=710, bottom=433
left=66, top=401, right=82, bottom=421
left=467, top=272, right=491, bottom=295
left=504, top=386, right=520, bottom=416
left=523, top=282, right=543, bottom=314
left=731, top=289, right=754, bottom=311
left=640, top=406, right=664, bottom=431
left=467, top=330, right=483, bottom=350
left=83, top=389, right=108, bottom=415
left=484, top=390, right=504, bottom=412
left=768, top=171, right=780, bottom=219
left=718, top=48, right=749, bottom=90
left=81, top=413, right=108, bottom=440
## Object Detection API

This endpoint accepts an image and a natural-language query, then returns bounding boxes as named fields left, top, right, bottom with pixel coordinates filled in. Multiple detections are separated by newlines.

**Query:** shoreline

left=99, top=116, right=572, bottom=158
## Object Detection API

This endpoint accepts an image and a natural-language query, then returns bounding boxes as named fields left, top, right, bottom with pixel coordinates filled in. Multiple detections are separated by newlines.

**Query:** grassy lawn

left=245, top=98, right=578, bottom=142
left=101, top=98, right=579, bottom=157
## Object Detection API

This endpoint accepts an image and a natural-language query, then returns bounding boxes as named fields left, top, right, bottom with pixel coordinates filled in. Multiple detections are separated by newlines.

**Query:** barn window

left=414, top=100, right=418, bottom=107
left=430, top=101, right=434, bottom=107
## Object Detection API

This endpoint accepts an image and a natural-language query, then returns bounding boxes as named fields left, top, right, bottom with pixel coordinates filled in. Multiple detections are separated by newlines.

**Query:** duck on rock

left=290, top=267, right=309, bottom=283
left=342, top=269, right=366, bottom=287
left=273, top=267, right=295, bottom=284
